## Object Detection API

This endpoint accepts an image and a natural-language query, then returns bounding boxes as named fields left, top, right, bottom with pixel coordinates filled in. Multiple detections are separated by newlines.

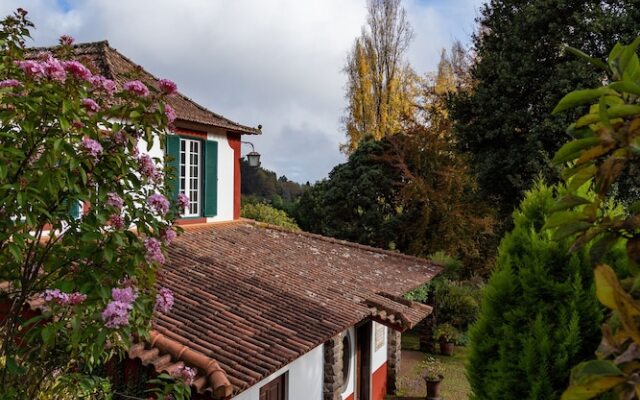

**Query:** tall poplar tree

left=451, top=0, right=640, bottom=216
left=342, top=0, right=418, bottom=153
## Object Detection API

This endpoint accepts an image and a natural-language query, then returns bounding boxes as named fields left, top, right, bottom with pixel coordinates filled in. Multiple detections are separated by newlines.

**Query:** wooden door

left=259, top=373, right=287, bottom=400
left=356, top=321, right=372, bottom=400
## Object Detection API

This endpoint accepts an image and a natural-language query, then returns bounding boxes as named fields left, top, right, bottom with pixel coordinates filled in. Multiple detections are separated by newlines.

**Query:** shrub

left=466, top=181, right=624, bottom=399
left=241, top=202, right=300, bottom=231
left=434, top=279, right=481, bottom=331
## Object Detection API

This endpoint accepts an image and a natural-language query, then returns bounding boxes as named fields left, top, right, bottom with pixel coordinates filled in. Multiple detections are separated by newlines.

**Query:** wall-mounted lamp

left=242, top=141, right=261, bottom=167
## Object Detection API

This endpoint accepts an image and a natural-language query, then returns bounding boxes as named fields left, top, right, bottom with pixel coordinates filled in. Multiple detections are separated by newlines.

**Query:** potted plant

left=434, top=323, right=460, bottom=356
left=421, top=357, right=444, bottom=400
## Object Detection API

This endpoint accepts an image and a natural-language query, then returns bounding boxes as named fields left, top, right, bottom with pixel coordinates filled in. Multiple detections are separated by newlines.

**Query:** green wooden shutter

left=166, top=135, right=180, bottom=200
left=203, top=140, right=218, bottom=217
left=70, top=201, right=82, bottom=219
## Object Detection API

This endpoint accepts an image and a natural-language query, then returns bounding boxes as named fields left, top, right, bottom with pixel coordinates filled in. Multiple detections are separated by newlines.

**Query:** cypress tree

left=466, top=181, right=625, bottom=399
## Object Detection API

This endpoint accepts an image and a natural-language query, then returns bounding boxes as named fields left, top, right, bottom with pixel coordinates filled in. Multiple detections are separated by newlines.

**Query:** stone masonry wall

left=323, top=333, right=345, bottom=400
left=386, top=329, right=402, bottom=394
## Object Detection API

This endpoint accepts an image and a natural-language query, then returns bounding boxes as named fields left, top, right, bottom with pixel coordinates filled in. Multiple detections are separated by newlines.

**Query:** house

left=49, top=42, right=441, bottom=400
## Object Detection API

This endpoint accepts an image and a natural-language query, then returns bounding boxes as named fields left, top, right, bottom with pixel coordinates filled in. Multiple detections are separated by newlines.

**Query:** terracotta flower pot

left=439, top=340, right=455, bottom=356
left=425, top=376, right=443, bottom=400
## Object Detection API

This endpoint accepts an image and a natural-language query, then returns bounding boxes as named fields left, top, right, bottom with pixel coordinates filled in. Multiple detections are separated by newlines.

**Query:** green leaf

left=565, top=46, right=609, bottom=71
left=563, top=364, right=625, bottom=400
left=553, top=138, right=601, bottom=164
left=553, top=221, right=592, bottom=241
left=551, top=194, right=592, bottom=212
left=544, top=211, right=587, bottom=230
left=618, top=37, right=640, bottom=73
left=553, top=88, right=616, bottom=114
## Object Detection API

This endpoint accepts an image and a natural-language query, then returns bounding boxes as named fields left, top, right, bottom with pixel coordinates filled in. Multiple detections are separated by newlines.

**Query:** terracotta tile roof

left=131, top=220, right=440, bottom=398
left=32, top=41, right=260, bottom=135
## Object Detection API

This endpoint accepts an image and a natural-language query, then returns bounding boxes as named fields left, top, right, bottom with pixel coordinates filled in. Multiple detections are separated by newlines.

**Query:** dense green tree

left=451, top=0, right=640, bottom=217
left=467, top=181, right=627, bottom=399
left=240, top=159, right=305, bottom=212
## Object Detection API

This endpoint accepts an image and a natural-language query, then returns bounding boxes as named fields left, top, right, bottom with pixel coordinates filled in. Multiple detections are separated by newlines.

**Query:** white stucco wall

left=371, top=322, right=388, bottom=372
left=232, top=344, right=324, bottom=400
left=205, top=131, right=234, bottom=222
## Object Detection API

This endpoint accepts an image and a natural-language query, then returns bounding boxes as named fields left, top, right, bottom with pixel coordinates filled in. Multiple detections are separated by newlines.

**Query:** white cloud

left=0, top=0, right=482, bottom=182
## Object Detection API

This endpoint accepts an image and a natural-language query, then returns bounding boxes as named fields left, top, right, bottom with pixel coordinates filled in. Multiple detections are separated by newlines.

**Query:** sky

left=0, top=0, right=483, bottom=184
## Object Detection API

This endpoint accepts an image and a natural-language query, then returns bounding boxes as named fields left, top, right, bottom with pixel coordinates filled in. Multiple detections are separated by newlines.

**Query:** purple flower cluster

left=16, top=60, right=44, bottom=78
left=123, top=80, right=149, bottom=97
left=64, top=60, right=92, bottom=81
left=42, top=56, right=66, bottom=82
left=155, top=287, right=174, bottom=313
left=0, top=79, right=22, bottom=89
left=137, top=153, right=161, bottom=183
left=158, top=79, right=177, bottom=95
left=43, top=289, right=87, bottom=306
left=81, top=137, right=103, bottom=162
left=101, top=287, right=138, bottom=329
left=148, top=193, right=170, bottom=215
left=144, top=237, right=165, bottom=264
left=82, top=98, right=100, bottom=113
left=177, top=193, right=189, bottom=210
left=172, top=365, right=196, bottom=385
left=106, top=192, right=124, bottom=210
left=108, top=214, right=125, bottom=229
left=162, top=228, right=177, bottom=244
left=89, top=75, right=116, bottom=96
left=59, top=34, right=74, bottom=46
left=164, top=104, right=177, bottom=124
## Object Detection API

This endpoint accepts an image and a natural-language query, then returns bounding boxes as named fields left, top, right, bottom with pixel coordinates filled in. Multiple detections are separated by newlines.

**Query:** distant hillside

left=240, top=159, right=307, bottom=213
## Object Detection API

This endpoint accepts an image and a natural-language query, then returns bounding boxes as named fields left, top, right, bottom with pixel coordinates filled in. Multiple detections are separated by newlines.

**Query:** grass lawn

left=396, top=341, right=471, bottom=399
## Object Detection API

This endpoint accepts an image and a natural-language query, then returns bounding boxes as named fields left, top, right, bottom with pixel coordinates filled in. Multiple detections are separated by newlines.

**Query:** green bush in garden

left=241, top=202, right=300, bottom=231
left=467, top=181, right=626, bottom=400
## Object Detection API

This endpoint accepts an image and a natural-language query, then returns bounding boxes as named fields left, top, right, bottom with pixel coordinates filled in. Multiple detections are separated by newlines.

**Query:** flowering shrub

left=0, top=9, right=188, bottom=399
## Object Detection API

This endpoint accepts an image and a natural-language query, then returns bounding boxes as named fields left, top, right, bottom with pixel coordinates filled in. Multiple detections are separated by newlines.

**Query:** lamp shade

left=246, top=151, right=261, bottom=167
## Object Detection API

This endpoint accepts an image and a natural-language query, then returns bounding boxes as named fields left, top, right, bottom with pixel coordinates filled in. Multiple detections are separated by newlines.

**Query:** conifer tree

left=467, top=181, right=627, bottom=399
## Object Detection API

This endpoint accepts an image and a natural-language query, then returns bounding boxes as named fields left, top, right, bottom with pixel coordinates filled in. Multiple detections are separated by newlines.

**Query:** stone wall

left=323, top=333, right=345, bottom=400
left=386, top=329, right=402, bottom=394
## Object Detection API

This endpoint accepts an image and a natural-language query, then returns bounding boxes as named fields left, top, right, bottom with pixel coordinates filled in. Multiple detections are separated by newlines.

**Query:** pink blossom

left=172, top=365, right=196, bottom=385
left=67, top=292, right=87, bottom=305
left=0, top=79, right=22, bottom=88
left=111, top=287, right=138, bottom=304
left=42, top=56, right=66, bottom=82
left=137, top=154, right=161, bottom=182
left=123, top=80, right=149, bottom=97
left=81, top=137, right=103, bottom=162
left=89, top=75, right=116, bottom=96
left=16, top=60, right=44, bottom=78
left=106, top=192, right=124, bottom=210
left=112, top=130, right=126, bottom=145
left=59, top=35, right=74, bottom=46
left=108, top=214, right=124, bottom=229
left=158, top=79, right=177, bottom=95
left=63, top=60, right=92, bottom=81
left=43, top=289, right=86, bottom=306
left=144, top=237, right=165, bottom=264
left=164, top=104, right=177, bottom=124
left=72, top=120, right=84, bottom=129
left=155, top=287, right=174, bottom=313
left=101, top=300, right=132, bottom=328
left=162, top=228, right=177, bottom=244
left=177, top=193, right=189, bottom=210
left=148, top=193, right=170, bottom=215
left=82, top=98, right=100, bottom=113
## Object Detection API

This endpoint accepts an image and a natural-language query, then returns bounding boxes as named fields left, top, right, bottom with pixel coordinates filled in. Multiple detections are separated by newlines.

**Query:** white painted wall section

left=371, top=322, right=388, bottom=372
left=233, top=344, right=324, bottom=400
left=206, top=131, right=234, bottom=222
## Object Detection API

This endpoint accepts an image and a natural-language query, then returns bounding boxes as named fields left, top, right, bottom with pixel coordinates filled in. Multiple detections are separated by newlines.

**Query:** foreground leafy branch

left=548, top=38, right=640, bottom=399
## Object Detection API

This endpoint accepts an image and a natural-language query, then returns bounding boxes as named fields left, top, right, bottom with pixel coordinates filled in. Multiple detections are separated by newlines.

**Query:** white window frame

left=179, top=138, right=202, bottom=217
